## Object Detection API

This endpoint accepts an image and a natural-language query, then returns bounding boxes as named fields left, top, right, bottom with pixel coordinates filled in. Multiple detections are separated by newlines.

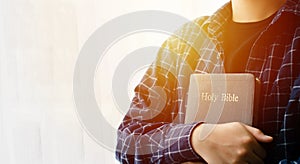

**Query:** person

left=116, top=0, right=300, bottom=163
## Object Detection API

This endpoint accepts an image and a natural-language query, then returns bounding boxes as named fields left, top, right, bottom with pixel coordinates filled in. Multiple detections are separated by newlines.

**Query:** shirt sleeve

left=115, top=18, right=208, bottom=164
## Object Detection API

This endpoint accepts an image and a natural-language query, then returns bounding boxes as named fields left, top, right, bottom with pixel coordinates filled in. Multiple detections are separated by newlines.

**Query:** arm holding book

left=116, top=0, right=300, bottom=162
left=115, top=17, right=273, bottom=163
left=115, top=19, right=209, bottom=163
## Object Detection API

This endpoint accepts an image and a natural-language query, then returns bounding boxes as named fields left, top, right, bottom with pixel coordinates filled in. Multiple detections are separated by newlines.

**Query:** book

left=185, top=73, right=258, bottom=125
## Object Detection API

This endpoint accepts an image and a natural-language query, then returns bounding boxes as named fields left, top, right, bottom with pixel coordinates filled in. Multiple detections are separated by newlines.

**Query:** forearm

left=116, top=118, right=203, bottom=163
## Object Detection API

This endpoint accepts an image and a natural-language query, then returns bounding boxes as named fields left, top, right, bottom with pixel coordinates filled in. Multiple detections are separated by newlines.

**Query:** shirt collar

left=203, top=2, right=231, bottom=39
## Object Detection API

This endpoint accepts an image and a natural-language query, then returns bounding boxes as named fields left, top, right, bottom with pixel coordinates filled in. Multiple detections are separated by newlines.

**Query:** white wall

left=0, top=0, right=228, bottom=163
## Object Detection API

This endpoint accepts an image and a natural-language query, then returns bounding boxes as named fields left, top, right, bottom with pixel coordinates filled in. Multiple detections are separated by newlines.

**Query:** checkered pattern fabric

left=116, top=0, right=300, bottom=163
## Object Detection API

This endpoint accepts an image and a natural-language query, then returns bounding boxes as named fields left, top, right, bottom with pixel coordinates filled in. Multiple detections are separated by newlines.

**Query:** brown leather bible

left=185, top=73, right=259, bottom=125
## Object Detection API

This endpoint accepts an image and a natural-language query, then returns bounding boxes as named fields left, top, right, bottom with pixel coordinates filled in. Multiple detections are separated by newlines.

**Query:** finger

left=244, top=125, right=273, bottom=143
left=240, top=126, right=267, bottom=159
left=247, top=137, right=267, bottom=159
left=245, top=151, right=264, bottom=164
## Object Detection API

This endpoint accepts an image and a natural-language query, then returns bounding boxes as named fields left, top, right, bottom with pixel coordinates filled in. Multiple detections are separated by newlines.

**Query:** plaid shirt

left=116, top=0, right=300, bottom=163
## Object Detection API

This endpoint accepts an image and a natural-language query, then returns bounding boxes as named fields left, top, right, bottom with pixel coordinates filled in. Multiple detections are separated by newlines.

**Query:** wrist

left=191, top=123, right=206, bottom=157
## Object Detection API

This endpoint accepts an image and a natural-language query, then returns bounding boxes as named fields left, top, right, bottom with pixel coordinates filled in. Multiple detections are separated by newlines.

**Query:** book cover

left=185, top=73, right=256, bottom=125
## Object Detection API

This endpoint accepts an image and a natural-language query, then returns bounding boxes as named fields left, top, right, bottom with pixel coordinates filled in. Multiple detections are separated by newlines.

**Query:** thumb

left=244, top=125, right=273, bottom=143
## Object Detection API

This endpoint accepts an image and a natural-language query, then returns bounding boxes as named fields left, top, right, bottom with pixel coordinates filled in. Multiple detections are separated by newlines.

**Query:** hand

left=191, top=122, right=273, bottom=164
